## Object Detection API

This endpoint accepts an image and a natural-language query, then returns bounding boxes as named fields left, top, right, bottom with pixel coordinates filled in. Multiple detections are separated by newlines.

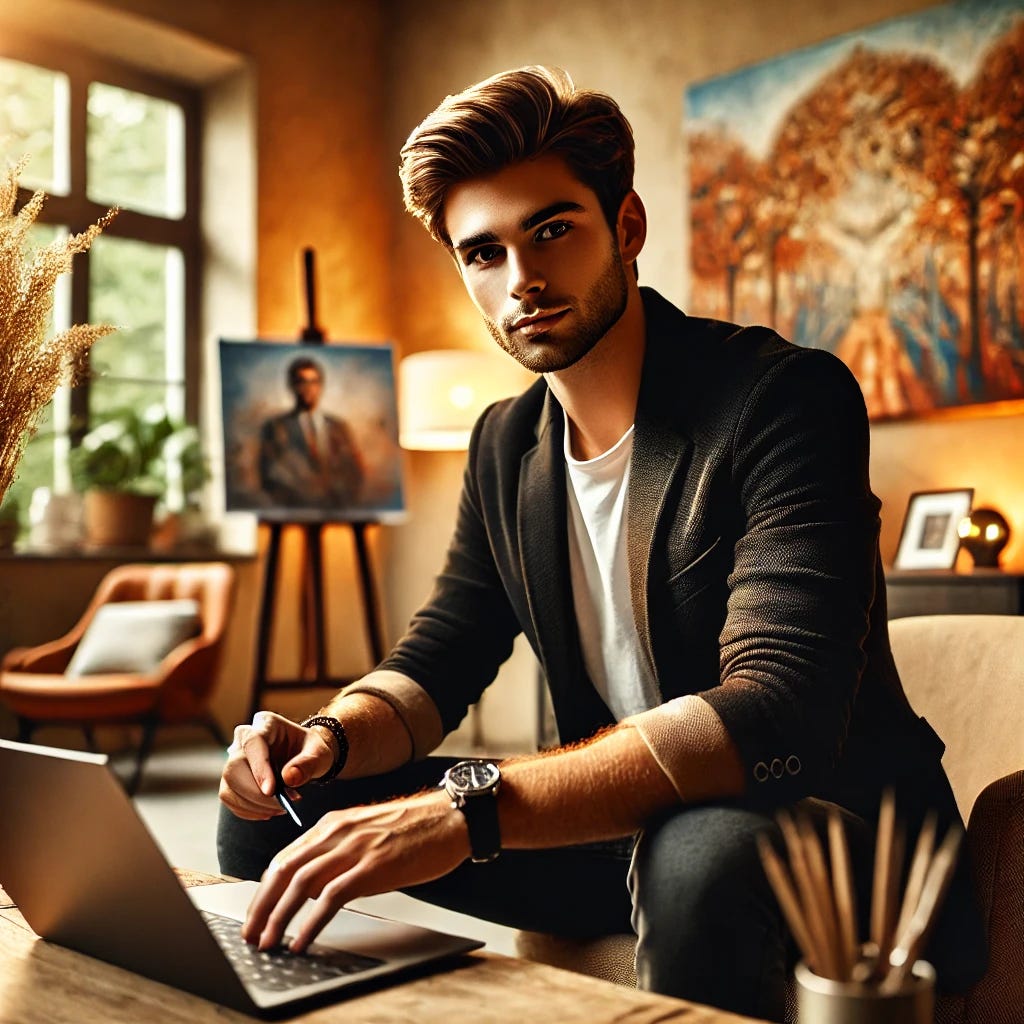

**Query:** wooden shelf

left=885, top=570, right=1024, bottom=618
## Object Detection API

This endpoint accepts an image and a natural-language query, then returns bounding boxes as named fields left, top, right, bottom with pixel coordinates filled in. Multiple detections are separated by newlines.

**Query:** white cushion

left=66, top=600, right=201, bottom=677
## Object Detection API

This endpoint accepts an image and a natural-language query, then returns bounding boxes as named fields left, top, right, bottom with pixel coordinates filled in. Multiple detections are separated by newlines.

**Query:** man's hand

left=241, top=790, right=471, bottom=952
left=219, top=711, right=335, bottom=820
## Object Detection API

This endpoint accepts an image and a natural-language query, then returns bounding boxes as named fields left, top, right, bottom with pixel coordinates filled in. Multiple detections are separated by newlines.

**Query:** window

left=0, top=41, right=199, bottom=530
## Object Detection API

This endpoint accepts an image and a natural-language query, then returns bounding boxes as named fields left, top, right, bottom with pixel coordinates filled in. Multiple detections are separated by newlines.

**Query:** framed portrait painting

left=893, top=488, right=974, bottom=570
left=219, top=340, right=405, bottom=522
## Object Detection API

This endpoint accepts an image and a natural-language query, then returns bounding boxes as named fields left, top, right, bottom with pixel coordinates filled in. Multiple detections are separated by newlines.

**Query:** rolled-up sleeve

left=625, top=694, right=745, bottom=801
left=340, top=670, right=445, bottom=760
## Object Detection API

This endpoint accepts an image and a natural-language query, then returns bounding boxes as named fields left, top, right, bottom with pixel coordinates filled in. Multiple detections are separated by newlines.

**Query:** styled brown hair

left=399, top=66, right=635, bottom=247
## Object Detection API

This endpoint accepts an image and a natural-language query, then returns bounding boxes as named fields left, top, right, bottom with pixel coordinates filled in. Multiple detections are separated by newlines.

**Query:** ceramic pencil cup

left=794, top=959, right=935, bottom=1024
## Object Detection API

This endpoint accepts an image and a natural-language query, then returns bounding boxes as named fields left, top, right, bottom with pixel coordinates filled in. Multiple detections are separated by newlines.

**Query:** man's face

left=444, top=155, right=630, bottom=374
left=291, top=368, right=323, bottom=411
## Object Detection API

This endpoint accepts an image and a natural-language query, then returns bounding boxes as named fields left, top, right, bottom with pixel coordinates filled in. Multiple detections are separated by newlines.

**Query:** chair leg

left=82, top=726, right=98, bottom=752
left=205, top=716, right=228, bottom=749
left=16, top=717, right=34, bottom=743
left=127, top=720, right=159, bottom=796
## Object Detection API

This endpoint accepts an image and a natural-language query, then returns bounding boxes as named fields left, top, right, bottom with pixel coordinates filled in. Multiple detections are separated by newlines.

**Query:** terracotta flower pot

left=83, top=490, right=157, bottom=548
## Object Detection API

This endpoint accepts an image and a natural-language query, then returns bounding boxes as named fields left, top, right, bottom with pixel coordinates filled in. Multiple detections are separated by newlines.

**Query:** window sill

left=0, top=544, right=256, bottom=563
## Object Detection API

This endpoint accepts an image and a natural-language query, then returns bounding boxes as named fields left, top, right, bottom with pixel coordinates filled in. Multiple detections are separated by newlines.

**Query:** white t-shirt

left=564, top=413, right=660, bottom=720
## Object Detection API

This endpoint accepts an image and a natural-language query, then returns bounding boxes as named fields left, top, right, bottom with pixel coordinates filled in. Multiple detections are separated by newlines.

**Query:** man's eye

left=469, top=245, right=503, bottom=266
left=536, top=221, right=570, bottom=241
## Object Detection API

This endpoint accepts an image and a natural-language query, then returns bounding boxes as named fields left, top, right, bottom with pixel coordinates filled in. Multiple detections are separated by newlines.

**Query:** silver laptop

left=0, top=739, right=483, bottom=1017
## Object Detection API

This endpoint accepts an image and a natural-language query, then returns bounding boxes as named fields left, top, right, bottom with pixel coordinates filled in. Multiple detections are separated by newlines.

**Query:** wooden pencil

left=827, top=808, right=859, bottom=981
left=870, top=789, right=901, bottom=974
left=883, top=819, right=905, bottom=970
left=893, top=812, right=937, bottom=949
left=883, top=824, right=963, bottom=993
left=796, top=812, right=845, bottom=979
left=757, top=833, right=819, bottom=974
left=778, top=810, right=840, bottom=980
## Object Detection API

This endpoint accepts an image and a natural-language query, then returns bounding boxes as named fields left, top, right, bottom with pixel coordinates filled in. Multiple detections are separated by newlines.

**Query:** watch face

left=448, top=760, right=500, bottom=793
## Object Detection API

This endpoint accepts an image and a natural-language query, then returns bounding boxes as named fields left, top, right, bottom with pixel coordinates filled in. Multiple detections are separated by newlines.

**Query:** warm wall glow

left=399, top=349, right=530, bottom=450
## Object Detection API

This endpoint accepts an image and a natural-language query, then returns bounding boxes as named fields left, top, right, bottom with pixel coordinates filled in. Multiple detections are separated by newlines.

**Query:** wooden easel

left=247, top=249, right=385, bottom=720
left=247, top=517, right=384, bottom=720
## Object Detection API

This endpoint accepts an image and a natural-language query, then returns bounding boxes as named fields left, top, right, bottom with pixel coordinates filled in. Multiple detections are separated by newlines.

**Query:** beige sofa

left=516, top=614, right=1024, bottom=1023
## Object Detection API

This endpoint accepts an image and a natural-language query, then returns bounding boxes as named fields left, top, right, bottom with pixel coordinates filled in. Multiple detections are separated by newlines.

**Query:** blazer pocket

left=666, top=536, right=723, bottom=585
left=666, top=537, right=726, bottom=611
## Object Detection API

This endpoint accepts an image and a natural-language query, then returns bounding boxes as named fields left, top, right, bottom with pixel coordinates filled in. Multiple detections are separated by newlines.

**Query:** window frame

left=2, top=32, right=202, bottom=438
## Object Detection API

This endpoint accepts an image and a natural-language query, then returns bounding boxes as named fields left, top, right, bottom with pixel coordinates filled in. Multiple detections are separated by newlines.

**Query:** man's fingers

left=228, top=723, right=273, bottom=796
left=258, top=852, right=341, bottom=950
left=289, top=870, right=360, bottom=953
left=243, top=834, right=330, bottom=944
left=220, top=716, right=289, bottom=814
left=282, top=729, right=334, bottom=788
left=217, top=776, right=284, bottom=820
left=241, top=795, right=465, bottom=955
left=241, top=713, right=281, bottom=795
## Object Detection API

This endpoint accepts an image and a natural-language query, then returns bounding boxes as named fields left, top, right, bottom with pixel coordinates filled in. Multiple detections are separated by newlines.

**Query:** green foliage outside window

left=0, top=54, right=194, bottom=542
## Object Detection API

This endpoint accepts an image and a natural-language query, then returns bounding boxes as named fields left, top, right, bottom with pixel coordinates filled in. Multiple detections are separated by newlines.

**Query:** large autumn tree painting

left=687, top=0, right=1024, bottom=420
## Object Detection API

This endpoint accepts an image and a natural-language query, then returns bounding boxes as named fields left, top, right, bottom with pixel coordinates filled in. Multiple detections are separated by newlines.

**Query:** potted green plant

left=71, top=404, right=208, bottom=548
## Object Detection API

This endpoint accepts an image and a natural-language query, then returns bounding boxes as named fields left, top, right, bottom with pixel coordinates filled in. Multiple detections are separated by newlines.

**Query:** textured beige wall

left=94, top=0, right=393, bottom=342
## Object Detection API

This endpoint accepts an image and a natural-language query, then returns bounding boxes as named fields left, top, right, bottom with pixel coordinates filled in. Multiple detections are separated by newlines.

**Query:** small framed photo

left=893, top=489, right=973, bottom=571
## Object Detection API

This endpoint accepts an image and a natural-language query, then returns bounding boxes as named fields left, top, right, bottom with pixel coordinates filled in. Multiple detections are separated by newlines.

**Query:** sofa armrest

left=963, top=770, right=1024, bottom=1023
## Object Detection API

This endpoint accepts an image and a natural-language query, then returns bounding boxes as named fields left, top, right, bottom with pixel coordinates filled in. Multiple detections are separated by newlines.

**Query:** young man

left=219, top=67, right=984, bottom=1019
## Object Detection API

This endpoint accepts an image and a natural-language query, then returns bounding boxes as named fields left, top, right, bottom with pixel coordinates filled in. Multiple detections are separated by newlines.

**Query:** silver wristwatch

left=442, top=760, right=502, bottom=863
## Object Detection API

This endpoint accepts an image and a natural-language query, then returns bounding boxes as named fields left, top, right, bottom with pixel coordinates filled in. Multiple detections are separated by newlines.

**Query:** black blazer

left=381, top=288, right=945, bottom=817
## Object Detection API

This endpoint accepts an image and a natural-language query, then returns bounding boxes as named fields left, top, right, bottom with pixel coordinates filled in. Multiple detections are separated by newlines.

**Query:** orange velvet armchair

left=0, top=562, right=235, bottom=793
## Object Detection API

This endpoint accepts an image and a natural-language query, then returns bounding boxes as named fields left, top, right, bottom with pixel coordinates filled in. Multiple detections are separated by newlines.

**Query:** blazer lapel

left=629, top=421, right=692, bottom=690
left=627, top=292, right=698, bottom=687
left=518, top=390, right=613, bottom=741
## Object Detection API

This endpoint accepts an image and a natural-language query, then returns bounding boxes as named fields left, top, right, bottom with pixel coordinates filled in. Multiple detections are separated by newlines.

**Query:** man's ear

left=616, top=191, right=647, bottom=265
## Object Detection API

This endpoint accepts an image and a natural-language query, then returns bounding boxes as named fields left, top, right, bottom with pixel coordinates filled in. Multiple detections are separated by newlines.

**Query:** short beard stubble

left=484, top=244, right=630, bottom=374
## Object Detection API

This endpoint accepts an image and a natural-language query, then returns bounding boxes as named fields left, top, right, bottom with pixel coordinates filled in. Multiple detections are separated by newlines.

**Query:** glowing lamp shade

left=957, top=507, right=1011, bottom=569
left=399, top=350, right=526, bottom=451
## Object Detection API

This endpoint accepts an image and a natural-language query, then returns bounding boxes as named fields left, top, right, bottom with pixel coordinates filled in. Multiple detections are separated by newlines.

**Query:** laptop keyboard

left=201, top=910, right=384, bottom=992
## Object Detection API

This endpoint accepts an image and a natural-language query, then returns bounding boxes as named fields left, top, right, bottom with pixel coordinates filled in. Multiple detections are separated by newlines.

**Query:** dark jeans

left=217, top=757, right=984, bottom=1022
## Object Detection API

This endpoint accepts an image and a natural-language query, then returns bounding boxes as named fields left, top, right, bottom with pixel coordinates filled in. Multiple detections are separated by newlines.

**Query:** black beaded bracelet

left=301, top=715, right=349, bottom=784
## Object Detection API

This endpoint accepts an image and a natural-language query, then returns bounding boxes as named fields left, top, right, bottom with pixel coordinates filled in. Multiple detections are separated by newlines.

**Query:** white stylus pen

left=273, top=766, right=303, bottom=827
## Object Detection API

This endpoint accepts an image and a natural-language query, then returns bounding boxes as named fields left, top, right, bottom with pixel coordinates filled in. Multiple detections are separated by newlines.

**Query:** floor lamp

left=399, top=349, right=531, bottom=749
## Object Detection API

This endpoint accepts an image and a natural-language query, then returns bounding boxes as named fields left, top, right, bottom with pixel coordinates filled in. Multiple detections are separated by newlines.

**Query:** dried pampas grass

left=0, top=158, right=117, bottom=505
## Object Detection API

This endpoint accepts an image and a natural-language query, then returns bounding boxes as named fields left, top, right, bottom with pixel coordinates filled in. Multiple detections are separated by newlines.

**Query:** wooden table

left=0, top=874, right=763, bottom=1024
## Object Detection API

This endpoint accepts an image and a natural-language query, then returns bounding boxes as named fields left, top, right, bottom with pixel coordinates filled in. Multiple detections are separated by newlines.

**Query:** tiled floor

left=130, top=739, right=519, bottom=956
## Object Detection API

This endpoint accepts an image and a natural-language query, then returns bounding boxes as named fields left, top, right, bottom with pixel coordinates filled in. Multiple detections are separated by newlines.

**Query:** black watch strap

left=458, top=791, right=501, bottom=863
left=444, top=761, right=502, bottom=863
